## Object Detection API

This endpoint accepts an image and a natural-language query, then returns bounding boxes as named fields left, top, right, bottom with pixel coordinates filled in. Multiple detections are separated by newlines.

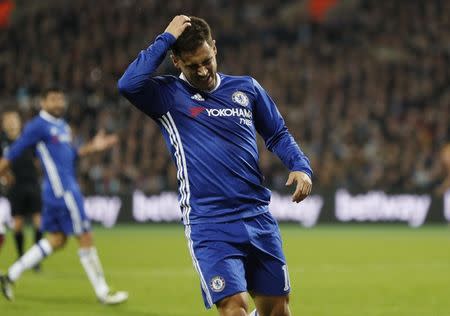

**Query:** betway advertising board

left=0, top=189, right=449, bottom=228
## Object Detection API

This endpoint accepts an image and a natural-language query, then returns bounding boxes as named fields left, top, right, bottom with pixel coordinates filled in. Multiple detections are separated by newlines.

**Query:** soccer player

left=1, top=109, right=43, bottom=270
left=118, top=16, right=312, bottom=316
left=0, top=87, right=128, bottom=305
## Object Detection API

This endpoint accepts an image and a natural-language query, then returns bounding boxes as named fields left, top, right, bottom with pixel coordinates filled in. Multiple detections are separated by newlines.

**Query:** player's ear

left=171, top=54, right=181, bottom=69
left=212, top=40, right=217, bottom=55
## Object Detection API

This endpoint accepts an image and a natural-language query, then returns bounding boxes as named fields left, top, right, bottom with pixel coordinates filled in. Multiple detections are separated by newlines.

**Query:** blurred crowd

left=1, top=0, right=449, bottom=195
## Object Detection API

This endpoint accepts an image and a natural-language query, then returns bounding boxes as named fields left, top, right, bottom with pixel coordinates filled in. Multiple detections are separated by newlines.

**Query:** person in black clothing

left=0, top=109, right=42, bottom=270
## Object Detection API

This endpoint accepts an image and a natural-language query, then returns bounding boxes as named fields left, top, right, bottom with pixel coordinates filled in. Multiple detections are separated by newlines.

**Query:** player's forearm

left=77, top=143, right=95, bottom=157
left=78, top=134, right=117, bottom=158
left=118, top=32, right=176, bottom=95
left=269, top=129, right=313, bottom=178
left=78, top=143, right=103, bottom=157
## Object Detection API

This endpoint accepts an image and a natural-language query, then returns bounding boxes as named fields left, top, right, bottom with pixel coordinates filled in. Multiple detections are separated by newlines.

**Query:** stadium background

left=0, top=1, right=449, bottom=315
left=1, top=0, right=449, bottom=226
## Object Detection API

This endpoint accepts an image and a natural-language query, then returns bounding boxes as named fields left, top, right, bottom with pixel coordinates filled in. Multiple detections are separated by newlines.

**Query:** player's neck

left=40, top=110, right=63, bottom=123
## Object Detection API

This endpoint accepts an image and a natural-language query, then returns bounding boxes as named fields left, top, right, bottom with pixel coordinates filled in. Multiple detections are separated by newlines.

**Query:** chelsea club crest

left=210, top=276, right=226, bottom=292
left=232, top=91, right=249, bottom=107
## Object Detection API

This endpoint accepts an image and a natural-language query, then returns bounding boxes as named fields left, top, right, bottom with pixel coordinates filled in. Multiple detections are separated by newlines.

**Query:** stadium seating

left=1, top=0, right=448, bottom=195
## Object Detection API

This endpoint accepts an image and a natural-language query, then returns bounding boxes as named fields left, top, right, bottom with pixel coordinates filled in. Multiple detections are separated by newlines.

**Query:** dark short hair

left=41, top=85, right=65, bottom=99
left=171, top=16, right=213, bottom=56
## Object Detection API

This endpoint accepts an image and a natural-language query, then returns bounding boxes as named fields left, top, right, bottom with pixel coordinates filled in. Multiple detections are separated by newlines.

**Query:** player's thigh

left=251, top=293, right=291, bottom=316
left=42, top=192, right=90, bottom=237
left=188, top=222, right=248, bottom=309
left=63, top=191, right=91, bottom=234
left=245, top=213, right=291, bottom=297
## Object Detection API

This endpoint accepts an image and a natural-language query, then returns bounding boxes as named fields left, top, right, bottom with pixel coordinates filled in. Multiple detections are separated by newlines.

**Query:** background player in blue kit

left=119, top=16, right=312, bottom=316
left=0, top=87, right=128, bottom=305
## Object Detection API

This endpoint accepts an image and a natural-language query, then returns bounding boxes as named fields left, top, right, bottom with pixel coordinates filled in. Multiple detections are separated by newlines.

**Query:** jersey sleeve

left=5, top=120, right=44, bottom=162
left=118, top=32, right=176, bottom=119
left=252, top=78, right=313, bottom=178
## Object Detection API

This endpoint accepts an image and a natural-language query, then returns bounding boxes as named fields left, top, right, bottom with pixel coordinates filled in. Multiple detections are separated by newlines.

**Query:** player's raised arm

left=118, top=15, right=191, bottom=117
left=252, top=78, right=312, bottom=203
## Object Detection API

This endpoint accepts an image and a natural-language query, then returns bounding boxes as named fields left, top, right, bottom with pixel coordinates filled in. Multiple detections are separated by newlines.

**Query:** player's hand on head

left=165, top=15, right=191, bottom=39
left=285, top=171, right=312, bottom=203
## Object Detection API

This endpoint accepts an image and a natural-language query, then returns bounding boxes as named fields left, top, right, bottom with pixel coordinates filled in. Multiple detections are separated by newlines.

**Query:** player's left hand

left=91, top=130, right=119, bottom=152
left=285, top=171, right=312, bottom=203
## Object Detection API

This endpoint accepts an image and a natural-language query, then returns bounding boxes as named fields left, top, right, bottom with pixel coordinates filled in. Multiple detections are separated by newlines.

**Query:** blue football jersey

left=6, top=111, right=80, bottom=202
left=119, top=32, right=312, bottom=225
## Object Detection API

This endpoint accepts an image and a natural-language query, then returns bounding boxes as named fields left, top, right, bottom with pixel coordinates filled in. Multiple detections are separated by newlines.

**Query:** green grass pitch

left=0, top=224, right=449, bottom=316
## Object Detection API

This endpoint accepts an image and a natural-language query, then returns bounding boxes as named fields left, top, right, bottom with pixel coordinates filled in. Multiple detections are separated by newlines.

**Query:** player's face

left=1, top=112, right=21, bottom=140
left=41, top=92, right=67, bottom=118
left=173, top=41, right=217, bottom=91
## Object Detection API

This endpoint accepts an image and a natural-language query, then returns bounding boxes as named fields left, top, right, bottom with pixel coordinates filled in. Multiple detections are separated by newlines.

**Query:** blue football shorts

left=41, top=190, right=91, bottom=236
left=186, top=211, right=291, bottom=309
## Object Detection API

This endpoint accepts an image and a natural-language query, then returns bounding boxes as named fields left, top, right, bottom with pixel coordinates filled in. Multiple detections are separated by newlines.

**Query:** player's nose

left=197, top=66, right=208, bottom=78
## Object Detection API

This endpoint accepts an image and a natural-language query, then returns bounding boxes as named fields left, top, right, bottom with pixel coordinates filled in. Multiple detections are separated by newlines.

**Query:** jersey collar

left=39, top=110, right=63, bottom=124
left=179, top=73, right=221, bottom=93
